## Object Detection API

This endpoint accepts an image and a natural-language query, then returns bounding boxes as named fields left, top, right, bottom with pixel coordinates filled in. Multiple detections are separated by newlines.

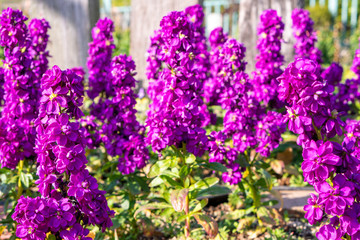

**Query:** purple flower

left=68, top=169, right=99, bottom=199
left=284, top=105, right=312, bottom=135
left=146, top=10, right=208, bottom=156
left=100, top=54, right=149, bottom=174
left=19, top=66, right=115, bottom=233
left=301, top=140, right=342, bottom=184
left=16, top=222, right=47, bottom=240
left=304, top=193, right=324, bottom=225
left=322, top=62, right=343, bottom=87
left=60, top=223, right=92, bottom=240
left=292, top=8, right=322, bottom=63
left=251, top=9, right=284, bottom=106
left=222, top=163, right=242, bottom=185
left=352, top=48, right=360, bottom=78
left=339, top=203, right=360, bottom=236
left=40, top=86, right=68, bottom=115
left=316, top=224, right=342, bottom=240
left=87, top=18, right=115, bottom=100
left=0, top=8, right=49, bottom=169
left=316, top=175, right=355, bottom=216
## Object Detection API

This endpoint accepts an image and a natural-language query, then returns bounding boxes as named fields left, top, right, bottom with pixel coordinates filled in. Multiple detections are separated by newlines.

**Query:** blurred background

left=0, top=0, right=359, bottom=84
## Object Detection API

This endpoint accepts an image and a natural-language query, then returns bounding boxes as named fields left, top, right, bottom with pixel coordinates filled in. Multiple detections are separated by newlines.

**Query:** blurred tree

left=307, top=4, right=332, bottom=29
left=112, top=0, right=131, bottom=6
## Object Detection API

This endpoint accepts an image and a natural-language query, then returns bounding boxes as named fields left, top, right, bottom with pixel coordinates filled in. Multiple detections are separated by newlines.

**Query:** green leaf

left=191, top=199, right=208, bottom=213
left=184, top=177, right=190, bottom=188
left=149, top=176, right=163, bottom=187
left=177, top=210, right=201, bottom=222
left=20, top=172, right=32, bottom=188
left=133, top=175, right=150, bottom=193
left=262, top=200, right=278, bottom=206
left=203, top=162, right=228, bottom=172
left=148, top=163, right=160, bottom=178
left=161, top=170, right=179, bottom=179
left=160, top=175, right=182, bottom=188
left=177, top=214, right=188, bottom=222
left=148, top=159, right=172, bottom=178
left=102, top=161, right=116, bottom=171
left=225, top=206, right=254, bottom=220
left=179, top=165, right=190, bottom=180
left=185, top=153, right=196, bottom=164
left=257, top=206, right=276, bottom=225
left=160, top=207, right=175, bottom=218
left=128, top=181, right=141, bottom=195
left=47, top=234, right=56, bottom=240
left=194, top=213, right=218, bottom=237
left=189, top=177, right=219, bottom=191
left=134, top=202, right=172, bottom=218
left=195, top=185, right=232, bottom=198
left=0, top=182, right=15, bottom=198
left=121, top=196, right=130, bottom=210
left=238, top=155, right=250, bottom=167
left=170, top=188, right=189, bottom=212
left=259, top=169, right=273, bottom=190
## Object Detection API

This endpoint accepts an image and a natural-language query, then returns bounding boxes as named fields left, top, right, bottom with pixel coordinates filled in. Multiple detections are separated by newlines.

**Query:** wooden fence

left=309, top=0, right=359, bottom=29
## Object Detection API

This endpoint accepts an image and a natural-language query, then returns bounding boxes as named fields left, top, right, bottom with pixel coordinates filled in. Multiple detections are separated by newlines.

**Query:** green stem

left=247, top=169, right=261, bottom=208
left=171, top=145, right=184, bottom=163
left=181, top=142, right=190, bottom=238
left=16, top=160, right=24, bottom=200
left=243, top=150, right=260, bottom=208
left=237, top=182, right=247, bottom=199
left=184, top=193, right=190, bottom=238
left=311, top=119, right=323, bottom=140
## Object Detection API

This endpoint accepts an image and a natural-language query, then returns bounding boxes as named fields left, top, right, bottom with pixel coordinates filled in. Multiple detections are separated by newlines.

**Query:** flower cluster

left=344, top=120, right=360, bottom=158
left=12, top=66, right=114, bottom=238
left=251, top=9, right=284, bottom=106
left=12, top=193, right=80, bottom=240
left=184, top=4, right=209, bottom=86
left=146, top=29, right=163, bottom=82
left=84, top=18, right=116, bottom=151
left=0, top=8, right=49, bottom=169
left=146, top=10, right=208, bottom=156
left=101, top=54, right=149, bottom=174
left=351, top=41, right=360, bottom=78
left=333, top=78, right=360, bottom=114
left=86, top=19, right=115, bottom=150
left=203, top=27, right=228, bottom=105
left=332, top=39, right=360, bottom=115
left=208, top=131, right=242, bottom=185
left=86, top=18, right=148, bottom=174
left=291, top=9, right=322, bottom=63
left=255, top=111, right=286, bottom=157
left=321, top=62, right=343, bottom=88
left=278, top=58, right=360, bottom=238
left=28, top=18, right=50, bottom=82
left=146, top=29, right=165, bottom=115
left=0, top=67, right=4, bottom=108
left=184, top=5, right=215, bottom=127
left=87, top=17, right=115, bottom=100
left=147, top=6, right=213, bottom=128
left=207, top=38, right=285, bottom=185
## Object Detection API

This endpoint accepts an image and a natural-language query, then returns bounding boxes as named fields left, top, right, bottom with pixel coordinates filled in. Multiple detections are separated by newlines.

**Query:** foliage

left=113, top=29, right=130, bottom=56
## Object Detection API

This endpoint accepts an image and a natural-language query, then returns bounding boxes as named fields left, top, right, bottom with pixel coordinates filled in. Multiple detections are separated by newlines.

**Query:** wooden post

left=130, top=0, right=203, bottom=89
left=27, top=0, right=100, bottom=70
left=238, top=0, right=270, bottom=72
left=238, top=0, right=298, bottom=72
